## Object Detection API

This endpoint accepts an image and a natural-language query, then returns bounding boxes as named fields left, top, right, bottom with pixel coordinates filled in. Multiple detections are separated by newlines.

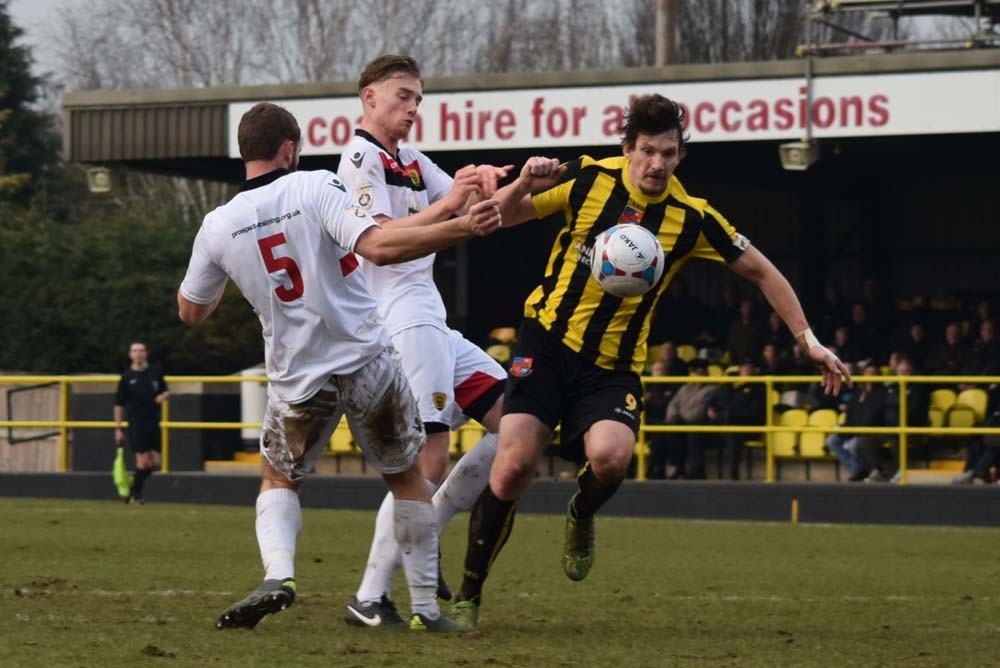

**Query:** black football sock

left=570, top=462, right=623, bottom=520
left=132, top=467, right=153, bottom=498
left=457, top=485, right=517, bottom=606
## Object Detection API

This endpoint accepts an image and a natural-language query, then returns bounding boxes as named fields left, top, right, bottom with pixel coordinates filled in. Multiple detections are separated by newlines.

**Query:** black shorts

left=127, top=421, right=161, bottom=454
left=503, top=319, right=643, bottom=461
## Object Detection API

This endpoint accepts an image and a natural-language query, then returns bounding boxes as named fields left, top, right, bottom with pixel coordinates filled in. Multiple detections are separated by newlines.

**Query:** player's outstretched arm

left=490, top=157, right=566, bottom=228
left=376, top=166, right=484, bottom=230
left=355, top=198, right=503, bottom=266
left=729, top=245, right=853, bottom=395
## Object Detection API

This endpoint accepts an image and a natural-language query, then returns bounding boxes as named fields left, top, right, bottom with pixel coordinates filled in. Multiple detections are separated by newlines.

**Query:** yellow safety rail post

left=635, top=379, right=650, bottom=482
left=898, top=376, right=908, bottom=485
left=161, top=397, right=170, bottom=473
left=765, top=377, right=775, bottom=483
left=58, top=379, right=69, bottom=472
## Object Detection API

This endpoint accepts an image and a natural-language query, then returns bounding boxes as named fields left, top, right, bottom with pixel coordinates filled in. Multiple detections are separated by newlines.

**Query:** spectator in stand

left=861, top=276, right=892, bottom=333
left=825, top=363, right=887, bottom=482
left=953, top=388, right=1000, bottom=485
left=705, top=358, right=765, bottom=480
left=907, top=293, right=933, bottom=330
left=710, top=283, right=740, bottom=348
left=663, top=359, right=718, bottom=479
left=964, top=319, right=999, bottom=376
left=642, top=361, right=673, bottom=480
left=831, top=325, right=863, bottom=365
left=848, top=303, right=883, bottom=363
left=655, top=340, right=690, bottom=377
left=899, top=322, right=931, bottom=372
left=759, top=343, right=784, bottom=375
left=763, top=310, right=795, bottom=357
left=727, top=298, right=765, bottom=365
left=971, top=300, right=995, bottom=335
left=926, top=322, right=968, bottom=376
left=818, top=284, right=849, bottom=345
left=650, top=276, right=707, bottom=345
left=858, top=356, right=929, bottom=483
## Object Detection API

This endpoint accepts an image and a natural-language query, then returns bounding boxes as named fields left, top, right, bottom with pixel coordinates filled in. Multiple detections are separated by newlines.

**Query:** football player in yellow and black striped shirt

left=450, top=94, right=852, bottom=628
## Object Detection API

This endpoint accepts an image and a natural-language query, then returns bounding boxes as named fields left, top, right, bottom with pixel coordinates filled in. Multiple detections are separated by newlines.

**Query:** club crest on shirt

left=510, top=356, right=534, bottom=377
left=432, top=392, right=447, bottom=411
left=408, top=168, right=422, bottom=187
left=618, top=203, right=644, bottom=226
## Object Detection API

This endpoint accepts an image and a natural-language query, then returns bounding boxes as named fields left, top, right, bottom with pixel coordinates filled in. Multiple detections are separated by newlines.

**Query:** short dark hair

left=621, top=94, right=688, bottom=154
left=359, top=54, right=421, bottom=91
left=237, top=102, right=301, bottom=162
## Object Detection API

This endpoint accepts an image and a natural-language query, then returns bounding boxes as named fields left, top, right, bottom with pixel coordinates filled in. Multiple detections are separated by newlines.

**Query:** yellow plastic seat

left=486, top=343, right=511, bottom=364
left=947, top=406, right=977, bottom=429
left=677, top=344, right=697, bottom=362
left=929, top=388, right=957, bottom=413
left=799, top=409, right=837, bottom=457
left=773, top=409, right=807, bottom=457
left=707, top=364, right=723, bottom=377
left=489, top=326, right=517, bottom=343
left=928, top=407, right=945, bottom=428
left=645, top=343, right=663, bottom=367
left=955, top=388, right=988, bottom=423
left=769, top=388, right=781, bottom=408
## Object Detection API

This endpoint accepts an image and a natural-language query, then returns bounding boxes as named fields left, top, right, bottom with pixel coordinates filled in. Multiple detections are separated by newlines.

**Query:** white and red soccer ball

left=590, top=224, right=665, bottom=298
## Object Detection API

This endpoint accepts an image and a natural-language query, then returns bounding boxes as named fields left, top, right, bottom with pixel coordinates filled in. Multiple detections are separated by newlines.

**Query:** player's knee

left=490, top=458, right=534, bottom=498
left=588, top=446, right=633, bottom=481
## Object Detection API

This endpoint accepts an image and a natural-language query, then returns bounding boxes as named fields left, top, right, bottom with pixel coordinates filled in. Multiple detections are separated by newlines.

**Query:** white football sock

left=354, top=491, right=398, bottom=604
left=356, top=480, right=440, bottom=605
left=394, top=498, right=440, bottom=618
left=255, top=488, right=301, bottom=582
left=433, top=432, right=498, bottom=528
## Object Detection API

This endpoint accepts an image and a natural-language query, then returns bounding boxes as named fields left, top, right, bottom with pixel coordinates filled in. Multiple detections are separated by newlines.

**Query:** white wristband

left=796, top=327, right=821, bottom=350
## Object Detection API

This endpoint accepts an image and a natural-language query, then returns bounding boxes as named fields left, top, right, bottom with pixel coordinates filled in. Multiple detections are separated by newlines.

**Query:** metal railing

left=2, top=374, right=998, bottom=483
left=636, top=374, right=1000, bottom=482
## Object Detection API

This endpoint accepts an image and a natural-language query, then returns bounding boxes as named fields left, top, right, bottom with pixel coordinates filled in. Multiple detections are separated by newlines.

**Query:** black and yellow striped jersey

left=527, top=155, right=747, bottom=373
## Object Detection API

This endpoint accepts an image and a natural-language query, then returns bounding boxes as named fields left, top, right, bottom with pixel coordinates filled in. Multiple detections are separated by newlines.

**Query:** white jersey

left=179, top=168, right=387, bottom=404
left=337, top=130, right=453, bottom=335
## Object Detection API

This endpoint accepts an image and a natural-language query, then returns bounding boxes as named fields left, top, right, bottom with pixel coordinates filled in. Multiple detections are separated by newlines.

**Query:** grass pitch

left=2, top=497, right=998, bottom=668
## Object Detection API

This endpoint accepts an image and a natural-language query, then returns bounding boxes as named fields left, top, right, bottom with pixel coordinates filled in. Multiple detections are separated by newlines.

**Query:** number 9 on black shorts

left=502, top=319, right=644, bottom=457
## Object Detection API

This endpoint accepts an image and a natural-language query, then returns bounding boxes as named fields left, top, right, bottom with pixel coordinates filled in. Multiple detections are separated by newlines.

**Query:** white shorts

left=260, top=347, right=424, bottom=482
left=391, top=325, right=505, bottom=430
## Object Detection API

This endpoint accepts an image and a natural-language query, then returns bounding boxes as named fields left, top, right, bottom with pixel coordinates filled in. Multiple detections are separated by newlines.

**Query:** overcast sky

left=8, top=0, right=60, bottom=70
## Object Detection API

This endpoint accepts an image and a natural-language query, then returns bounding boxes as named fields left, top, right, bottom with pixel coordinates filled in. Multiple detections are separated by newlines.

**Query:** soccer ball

left=590, top=224, right=665, bottom=298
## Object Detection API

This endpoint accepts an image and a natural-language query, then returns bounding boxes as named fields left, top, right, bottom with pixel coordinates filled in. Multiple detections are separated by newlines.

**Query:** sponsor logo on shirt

left=356, top=183, right=374, bottom=209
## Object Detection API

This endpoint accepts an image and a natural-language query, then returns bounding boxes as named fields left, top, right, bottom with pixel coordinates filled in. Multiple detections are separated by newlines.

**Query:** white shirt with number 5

left=179, top=169, right=387, bottom=404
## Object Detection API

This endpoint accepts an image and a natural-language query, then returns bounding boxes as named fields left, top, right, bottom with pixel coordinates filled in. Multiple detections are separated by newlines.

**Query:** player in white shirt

left=337, top=55, right=512, bottom=628
left=177, top=102, right=502, bottom=632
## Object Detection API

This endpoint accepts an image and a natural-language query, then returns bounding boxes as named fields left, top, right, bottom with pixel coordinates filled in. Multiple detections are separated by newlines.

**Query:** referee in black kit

left=114, top=341, right=169, bottom=505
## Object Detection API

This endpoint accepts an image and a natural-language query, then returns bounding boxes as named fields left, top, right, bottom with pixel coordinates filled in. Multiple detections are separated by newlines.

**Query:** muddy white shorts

left=260, top=347, right=424, bottom=481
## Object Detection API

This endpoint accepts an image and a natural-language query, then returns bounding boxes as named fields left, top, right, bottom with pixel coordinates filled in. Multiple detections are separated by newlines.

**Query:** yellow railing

left=2, top=374, right=998, bottom=482
left=0, top=374, right=485, bottom=473
left=635, top=374, right=1000, bottom=483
